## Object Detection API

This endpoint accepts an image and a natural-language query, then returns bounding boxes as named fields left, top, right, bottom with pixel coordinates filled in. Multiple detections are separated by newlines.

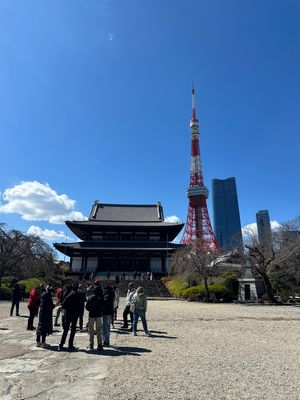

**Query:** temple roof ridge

left=88, top=201, right=166, bottom=223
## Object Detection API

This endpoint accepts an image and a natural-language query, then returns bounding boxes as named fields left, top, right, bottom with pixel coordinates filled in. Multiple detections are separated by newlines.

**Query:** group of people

left=24, top=280, right=150, bottom=351
left=121, top=283, right=150, bottom=336
left=104, top=271, right=154, bottom=283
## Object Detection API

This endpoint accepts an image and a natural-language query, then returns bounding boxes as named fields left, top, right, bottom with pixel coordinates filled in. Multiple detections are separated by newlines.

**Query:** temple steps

left=93, top=278, right=172, bottom=298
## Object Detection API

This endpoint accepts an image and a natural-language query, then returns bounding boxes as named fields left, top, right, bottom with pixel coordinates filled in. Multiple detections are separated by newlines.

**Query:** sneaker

left=120, top=325, right=128, bottom=329
left=87, top=345, right=94, bottom=350
left=103, top=342, right=110, bottom=347
left=146, top=332, right=152, bottom=337
left=36, top=342, right=41, bottom=347
left=97, top=345, right=103, bottom=351
left=40, top=343, right=50, bottom=349
left=57, top=344, right=64, bottom=351
left=133, top=332, right=137, bottom=336
left=68, top=346, right=77, bottom=351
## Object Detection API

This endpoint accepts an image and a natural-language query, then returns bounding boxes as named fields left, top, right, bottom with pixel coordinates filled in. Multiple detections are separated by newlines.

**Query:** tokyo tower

left=180, top=85, right=218, bottom=252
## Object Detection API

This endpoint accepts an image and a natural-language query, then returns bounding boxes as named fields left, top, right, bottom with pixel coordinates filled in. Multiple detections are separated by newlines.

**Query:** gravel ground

left=0, top=299, right=300, bottom=400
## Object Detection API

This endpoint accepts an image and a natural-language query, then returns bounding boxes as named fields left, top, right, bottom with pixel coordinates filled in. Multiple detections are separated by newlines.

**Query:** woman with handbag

left=131, top=286, right=151, bottom=336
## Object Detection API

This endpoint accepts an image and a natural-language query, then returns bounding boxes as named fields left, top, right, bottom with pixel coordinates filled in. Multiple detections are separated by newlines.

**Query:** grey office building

left=256, top=210, right=272, bottom=248
left=212, top=177, right=243, bottom=252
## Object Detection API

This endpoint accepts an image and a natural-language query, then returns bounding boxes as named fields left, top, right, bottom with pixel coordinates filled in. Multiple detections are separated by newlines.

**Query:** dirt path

left=0, top=300, right=299, bottom=399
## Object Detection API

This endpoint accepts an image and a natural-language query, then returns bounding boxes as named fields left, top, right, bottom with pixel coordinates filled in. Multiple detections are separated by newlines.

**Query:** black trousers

left=78, top=308, right=84, bottom=330
left=60, top=317, right=78, bottom=348
left=10, top=300, right=20, bottom=316
left=27, top=307, right=37, bottom=329
left=36, top=332, right=46, bottom=343
left=123, top=305, right=133, bottom=327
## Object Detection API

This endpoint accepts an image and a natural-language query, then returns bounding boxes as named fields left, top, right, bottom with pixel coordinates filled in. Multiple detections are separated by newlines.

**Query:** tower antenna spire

left=192, top=81, right=197, bottom=121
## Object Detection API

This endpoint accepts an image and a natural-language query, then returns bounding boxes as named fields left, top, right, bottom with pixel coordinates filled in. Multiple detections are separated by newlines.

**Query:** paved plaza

left=0, top=299, right=300, bottom=400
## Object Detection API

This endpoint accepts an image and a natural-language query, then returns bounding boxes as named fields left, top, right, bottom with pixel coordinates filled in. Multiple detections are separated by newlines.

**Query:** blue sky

left=0, top=0, right=299, bottom=254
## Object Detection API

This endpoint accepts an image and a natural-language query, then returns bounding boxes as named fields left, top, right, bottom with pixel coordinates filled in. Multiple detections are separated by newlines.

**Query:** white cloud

left=242, top=222, right=257, bottom=237
left=165, top=215, right=180, bottom=223
left=242, top=220, right=281, bottom=237
left=27, top=225, right=74, bottom=242
left=0, top=181, right=87, bottom=224
left=270, top=220, right=281, bottom=231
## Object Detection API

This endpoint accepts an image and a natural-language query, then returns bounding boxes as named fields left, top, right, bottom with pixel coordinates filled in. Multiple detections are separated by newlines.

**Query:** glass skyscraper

left=212, top=177, right=243, bottom=252
left=256, top=209, right=272, bottom=249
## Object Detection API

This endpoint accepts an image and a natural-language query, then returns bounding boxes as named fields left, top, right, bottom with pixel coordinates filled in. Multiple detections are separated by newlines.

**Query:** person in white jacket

left=113, top=285, right=120, bottom=321
left=121, top=283, right=135, bottom=329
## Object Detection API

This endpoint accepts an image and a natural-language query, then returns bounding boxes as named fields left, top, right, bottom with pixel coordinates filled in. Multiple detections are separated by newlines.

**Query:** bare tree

left=172, top=239, right=220, bottom=301
left=0, top=224, right=57, bottom=284
left=274, top=217, right=300, bottom=295
left=241, top=223, right=279, bottom=303
left=242, top=218, right=300, bottom=303
left=17, top=234, right=57, bottom=278
left=0, top=224, right=26, bottom=285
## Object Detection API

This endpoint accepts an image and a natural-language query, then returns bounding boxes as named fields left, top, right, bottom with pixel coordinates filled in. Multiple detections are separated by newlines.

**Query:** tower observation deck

left=180, top=86, right=218, bottom=252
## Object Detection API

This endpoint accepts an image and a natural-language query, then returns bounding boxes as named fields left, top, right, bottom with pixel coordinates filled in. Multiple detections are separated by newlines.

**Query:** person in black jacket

left=102, top=284, right=115, bottom=346
left=85, top=285, right=104, bottom=350
left=78, top=284, right=86, bottom=331
left=10, top=281, right=21, bottom=316
left=36, top=286, right=55, bottom=348
left=58, top=283, right=84, bottom=351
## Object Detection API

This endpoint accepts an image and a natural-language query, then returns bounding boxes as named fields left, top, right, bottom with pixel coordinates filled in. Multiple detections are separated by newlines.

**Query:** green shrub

left=209, top=284, right=232, bottom=301
left=161, top=276, right=172, bottom=284
left=0, top=284, right=12, bottom=300
left=181, top=283, right=232, bottom=302
left=18, top=278, right=46, bottom=297
left=182, top=285, right=205, bottom=301
left=166, top=278, right=189, bottom=297
left=1, top=276, right=19, bottom=285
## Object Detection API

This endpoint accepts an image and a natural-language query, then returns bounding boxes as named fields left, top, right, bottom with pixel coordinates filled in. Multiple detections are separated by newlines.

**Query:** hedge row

left=165, top=278, right=232, bottom=302
left=0, top=275, right=69, bottom=300
left=182, top=283, right=231, bottom=302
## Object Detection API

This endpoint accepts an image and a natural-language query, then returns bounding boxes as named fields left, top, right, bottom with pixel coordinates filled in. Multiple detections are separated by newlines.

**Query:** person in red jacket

left=54, top=285, right=64, bottom=326
left=27, top=286, right=41, bottom=330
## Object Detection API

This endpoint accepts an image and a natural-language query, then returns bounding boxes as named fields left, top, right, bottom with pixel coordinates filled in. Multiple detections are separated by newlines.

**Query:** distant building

left=256, top=210, right=272, bottom=248
left=212, top=177, right=243, bottom=252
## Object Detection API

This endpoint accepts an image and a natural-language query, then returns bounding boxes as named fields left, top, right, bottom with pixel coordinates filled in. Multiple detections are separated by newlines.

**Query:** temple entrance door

left=134, top=258, right=148, bottom=271
left=118, top=258, right=133, bottom=271
left=245, top=284, right=251, bottom=301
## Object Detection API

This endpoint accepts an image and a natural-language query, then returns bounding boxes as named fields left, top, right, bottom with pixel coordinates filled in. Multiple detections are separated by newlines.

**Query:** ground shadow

left=115, top=329, right=132, bottom=335
left=43, top=344, right=151, bottom=357
left=147, top=333, right=177, bottom=339
left=115, top=328, right=176, bottom=339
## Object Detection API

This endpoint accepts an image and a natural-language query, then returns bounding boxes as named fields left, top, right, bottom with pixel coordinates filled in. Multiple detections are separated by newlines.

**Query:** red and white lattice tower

left=181, top=86, right=218, bottom=252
